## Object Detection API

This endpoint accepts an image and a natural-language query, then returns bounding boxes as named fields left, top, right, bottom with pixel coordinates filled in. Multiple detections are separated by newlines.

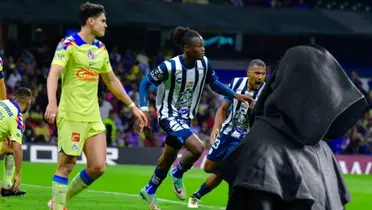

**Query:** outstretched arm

left=139, top=77, right=153, bottom=111
left=209, top=80, right=235, bottom=99
left=206, top=61, right=253, bottom=104
left=101, top=71, right=148, bottom=128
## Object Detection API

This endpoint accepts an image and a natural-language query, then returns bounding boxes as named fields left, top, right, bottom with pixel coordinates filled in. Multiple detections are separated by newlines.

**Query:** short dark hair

left=172, top=26, right=201, bottom=48
left=79, top=2, right=106, bottom=26
left=14, top=87, right=32, bottom=104
left=248, top=59, right=266, bottom=69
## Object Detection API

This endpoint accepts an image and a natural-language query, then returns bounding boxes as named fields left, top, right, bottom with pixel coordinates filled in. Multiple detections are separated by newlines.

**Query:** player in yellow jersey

left=45, top=2, right=148, bottom=210
left=0, top=88, right=32, bottom=197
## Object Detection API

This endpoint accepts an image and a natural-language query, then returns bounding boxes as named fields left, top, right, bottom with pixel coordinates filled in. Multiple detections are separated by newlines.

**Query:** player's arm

left=0, top=57, right=7, bottom=100
left=139, top=62, right=168, bottom=112
left=100, top=50, right=148, bottom=127
left=210, top=79, right=234, bottom=143
left=206, top=60, right=254, bottom=104
left=210, top=101, right=231, bottom=142
left=9, top=122, right=24, bottom=191
left=47, top=65, right=63, bottom=106
left=45, top=41, right=70, bottom=124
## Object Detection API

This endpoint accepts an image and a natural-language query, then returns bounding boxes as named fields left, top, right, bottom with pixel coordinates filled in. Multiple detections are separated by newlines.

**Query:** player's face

left=248, top=64, right=266, bottom=90
left=89, top=13, right=107, bottom=37
left=185, top=36, right=205, bottom=60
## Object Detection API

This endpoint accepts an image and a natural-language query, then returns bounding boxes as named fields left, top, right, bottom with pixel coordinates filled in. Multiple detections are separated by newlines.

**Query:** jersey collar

left=10, top=100, right=21, bottom=115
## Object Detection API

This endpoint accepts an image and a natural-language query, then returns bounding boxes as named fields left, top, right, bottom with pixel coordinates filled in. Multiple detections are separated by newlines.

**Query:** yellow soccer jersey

left=0, top=99, right=24, bottom=144
left=51, top=33, right=113, bottom=122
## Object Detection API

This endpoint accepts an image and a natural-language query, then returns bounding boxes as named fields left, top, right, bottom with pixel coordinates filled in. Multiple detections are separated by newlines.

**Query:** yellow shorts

left=57, top=118, right=106, bottom=156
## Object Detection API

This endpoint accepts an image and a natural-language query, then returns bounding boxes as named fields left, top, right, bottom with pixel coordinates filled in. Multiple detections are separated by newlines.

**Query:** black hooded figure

left=212, top=45, right=368, bottom=210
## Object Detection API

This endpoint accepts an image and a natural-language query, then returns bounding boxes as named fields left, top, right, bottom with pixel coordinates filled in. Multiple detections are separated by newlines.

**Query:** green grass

left=0, top=162, right=227, bottom=209
left=0, top=162, right=371, bottom=209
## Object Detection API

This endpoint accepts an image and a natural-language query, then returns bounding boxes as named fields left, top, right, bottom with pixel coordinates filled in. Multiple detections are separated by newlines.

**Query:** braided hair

left=172, top=26, right=201, bottom=49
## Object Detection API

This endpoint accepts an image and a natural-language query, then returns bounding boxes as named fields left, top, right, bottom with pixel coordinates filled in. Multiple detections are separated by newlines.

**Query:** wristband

left=140, top=106, right=149, bottom=112
left=128, top=102, right=136, bottom=109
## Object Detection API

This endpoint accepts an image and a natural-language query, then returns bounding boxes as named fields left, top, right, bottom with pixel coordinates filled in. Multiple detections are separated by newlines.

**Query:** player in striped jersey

left=137, top=26, right=253, bottom=210
left=188, top=59, right=266, bottom=208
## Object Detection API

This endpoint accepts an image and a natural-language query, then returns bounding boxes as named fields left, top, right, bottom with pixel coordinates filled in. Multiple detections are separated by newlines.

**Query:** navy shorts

left=207, top=133, right=240, bottom=162
left=159, top=117, right=193, bottom=146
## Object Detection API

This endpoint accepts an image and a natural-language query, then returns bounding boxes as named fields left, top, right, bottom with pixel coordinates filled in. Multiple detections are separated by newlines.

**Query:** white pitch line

left=18, top=183, right=225, bottom=209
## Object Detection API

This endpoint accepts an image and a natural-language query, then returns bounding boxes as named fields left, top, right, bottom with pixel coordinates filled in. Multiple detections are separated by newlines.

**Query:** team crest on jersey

left=87, top=50, right=96, bottom=62
left=233, top=112, right=249, bottom=134
left=176, top=89, right=193, bottom=115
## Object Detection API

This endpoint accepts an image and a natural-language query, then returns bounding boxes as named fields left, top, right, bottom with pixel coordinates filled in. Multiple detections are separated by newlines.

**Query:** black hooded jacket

left=213, top=45, right=368, bottom=209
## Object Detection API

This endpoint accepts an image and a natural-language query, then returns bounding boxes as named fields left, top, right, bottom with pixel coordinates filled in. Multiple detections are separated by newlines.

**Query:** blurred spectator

left=104, top=110, right=117, bottom=146
left=99, top=93, right=113, bottom=120
left=7, top=69, right=21, bottom=90
left=34, top=121, right=51, bottom=143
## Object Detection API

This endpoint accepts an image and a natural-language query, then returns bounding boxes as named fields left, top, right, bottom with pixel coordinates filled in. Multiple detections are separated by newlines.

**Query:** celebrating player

left=136, top=26, right=253, bottom=210
left=0, top=87, right=32, bottom=197
left=188, top=59, right=266, bottom=208
left=45, top=2, right=148, bottom=210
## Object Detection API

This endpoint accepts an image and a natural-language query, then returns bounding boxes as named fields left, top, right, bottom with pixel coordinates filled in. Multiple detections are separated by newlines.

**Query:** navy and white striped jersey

left=147, top=55, right=217, bottom=120
left=221, top=77, right=265, bottom=139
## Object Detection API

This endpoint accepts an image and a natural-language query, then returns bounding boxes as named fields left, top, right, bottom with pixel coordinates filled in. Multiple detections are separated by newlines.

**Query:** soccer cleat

left=169, top=168, right=186, bottom=200
left=187, top=195, right=200, bottom=208
left=47, top=199, right=68, bottom=210
left=139, top=187, right=161, bottom=210
left=1, top=187, right=26, bottom=197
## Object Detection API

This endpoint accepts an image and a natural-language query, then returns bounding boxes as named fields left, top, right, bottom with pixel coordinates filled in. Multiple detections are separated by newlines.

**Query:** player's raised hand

left=45, top=103, right=58, bottom=124
left=234, top=93, right=254, bottom=105
left=209, top=127, right=220, bottom=144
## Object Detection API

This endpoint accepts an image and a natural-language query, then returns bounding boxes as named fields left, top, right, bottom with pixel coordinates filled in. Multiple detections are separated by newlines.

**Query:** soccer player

left=136, top=26, right=254, bottom=210
left=188, top=59, right=266, bottom=208
left=0, top=88, right=32, bottom=197
left=44, top=2, right=148, bottom=210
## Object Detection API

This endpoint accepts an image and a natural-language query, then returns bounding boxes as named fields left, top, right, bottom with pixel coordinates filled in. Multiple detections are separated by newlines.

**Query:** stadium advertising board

left=18, top=145, right=372, bottom=175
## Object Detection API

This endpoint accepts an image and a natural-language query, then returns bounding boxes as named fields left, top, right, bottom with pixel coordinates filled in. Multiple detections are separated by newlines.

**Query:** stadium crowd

left=157, top=0, right=371, bottom=11
left=1, top=41, right=371, bottom=155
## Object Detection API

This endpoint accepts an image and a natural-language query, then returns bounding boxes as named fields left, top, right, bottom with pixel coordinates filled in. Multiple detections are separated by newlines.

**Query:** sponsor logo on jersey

left=71, top=132, right=80, bottom=142
left=76, top=68, right=99, bottom=81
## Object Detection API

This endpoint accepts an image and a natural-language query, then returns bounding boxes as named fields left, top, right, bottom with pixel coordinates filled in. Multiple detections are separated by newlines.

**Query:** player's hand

left=4, top=136, right=11, bottom=146
left=45, top=103, right=58, bottom=124
left=234, top=93, right=254, bottom=105
left=12, top=174, right=20, bottom=192
left=210, top=127, right=220, bottom=144
left=132, top=107, right=149, bottom=131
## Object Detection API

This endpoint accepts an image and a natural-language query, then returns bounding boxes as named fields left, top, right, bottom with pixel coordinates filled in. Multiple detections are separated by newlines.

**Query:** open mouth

left=255, top=81, right=262, bottom=86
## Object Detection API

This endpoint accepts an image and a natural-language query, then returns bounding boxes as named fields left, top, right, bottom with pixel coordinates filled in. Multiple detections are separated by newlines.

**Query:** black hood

left=254, top=45, right=367, bottom=146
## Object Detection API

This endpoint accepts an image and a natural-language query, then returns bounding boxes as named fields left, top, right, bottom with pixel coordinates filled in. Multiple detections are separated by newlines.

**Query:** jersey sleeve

left=9, top=117, right=23, bottom=144
left=146, top=62, right=168, bottom=86
left=206, top=60, right=218, bottom=84
left=51, top=39, right=72, bottom=68
left=101, top=48, right=113, bottom=73
left=224, top=79, right=234, bottom=103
